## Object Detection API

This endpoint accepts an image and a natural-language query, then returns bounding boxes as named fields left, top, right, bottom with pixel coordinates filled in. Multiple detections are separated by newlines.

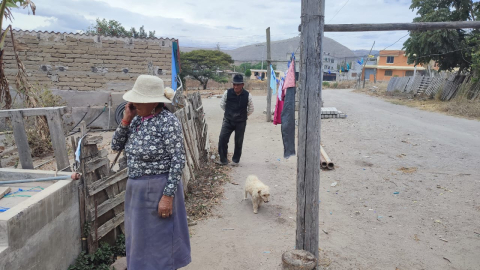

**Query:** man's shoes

left=215, top=160, right=228, bottom=166
left=230, top=161, right=239, bottom=167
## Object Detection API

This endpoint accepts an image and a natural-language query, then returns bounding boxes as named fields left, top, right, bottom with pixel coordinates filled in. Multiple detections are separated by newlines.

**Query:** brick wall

left=3, top=30, right=174, bottom=92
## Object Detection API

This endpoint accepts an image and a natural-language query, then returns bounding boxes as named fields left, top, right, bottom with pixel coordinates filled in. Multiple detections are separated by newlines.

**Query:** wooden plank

left=10, top=111, right=34, bottom=169
left=0, top=106, right=67, bottom=118
left=90, top=212, right=124, bottom=240
left=88, top=168, right=128, bottom=196
left=187, top=105, right=200, bottom=164
left=297, top=0, right=323, bottom=260
left=46, top=108, right=70, bottom=171
left=0, top=187, right=11, bottom=199
left=85, top=136, right=103, bottom=145
left=322, top=21, right=480, bottom=32
left=179, top=108, right=199, bottom=169
left=85, top=158, right=109, bottom=173
left=88, top=190, right=126, bottom=221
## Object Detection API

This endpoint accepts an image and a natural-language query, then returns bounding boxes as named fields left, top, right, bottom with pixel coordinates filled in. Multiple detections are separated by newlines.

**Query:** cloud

left=10, top=0, right=418, bottom=50
left=7, top=13, right=57, bottom=31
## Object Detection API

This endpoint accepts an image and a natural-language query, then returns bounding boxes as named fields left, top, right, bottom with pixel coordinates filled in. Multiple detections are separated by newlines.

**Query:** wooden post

left=266, top=27, right=272, bottom=122
left=46, top=108, right=70, bottom=171
left=362, top=41, right=375, bottom=89
left=296, top=0, right=324, bottom=261
left=10, top=111, right=34, bottom=169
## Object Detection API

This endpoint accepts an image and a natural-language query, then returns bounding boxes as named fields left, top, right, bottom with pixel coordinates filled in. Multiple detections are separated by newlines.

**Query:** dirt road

left=184, top=89, right=480, bottom=270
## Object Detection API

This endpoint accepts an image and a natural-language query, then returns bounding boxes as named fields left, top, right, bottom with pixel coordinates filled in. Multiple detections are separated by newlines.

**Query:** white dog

left=244, top=175, right=270, bottom=214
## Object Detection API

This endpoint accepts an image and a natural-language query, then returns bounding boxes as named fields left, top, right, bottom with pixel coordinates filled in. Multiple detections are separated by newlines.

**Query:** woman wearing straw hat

left=111, top=75, right=191, bottom=270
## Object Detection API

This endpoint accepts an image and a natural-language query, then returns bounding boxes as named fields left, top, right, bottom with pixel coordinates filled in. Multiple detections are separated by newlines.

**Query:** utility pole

left=362, top=41, right=375, bottom=89
left=296, top=0, right=324, bottom=261
left=266, top=27, right=272, bottom=122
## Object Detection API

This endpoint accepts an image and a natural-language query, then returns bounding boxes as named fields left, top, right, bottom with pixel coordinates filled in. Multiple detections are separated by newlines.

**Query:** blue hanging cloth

left=171, top=41, right=179, bottom=91
left=270, top=64, right=277, bottom=95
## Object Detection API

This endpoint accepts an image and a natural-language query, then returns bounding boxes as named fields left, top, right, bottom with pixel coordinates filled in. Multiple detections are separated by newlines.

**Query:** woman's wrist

left=162, top=194, right=174, bottom=200
left=121, top=119, right=131, bottom=127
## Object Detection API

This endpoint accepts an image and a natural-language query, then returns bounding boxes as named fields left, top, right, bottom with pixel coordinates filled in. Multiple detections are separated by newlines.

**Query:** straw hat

left=123, top=75, right=174, bottom=104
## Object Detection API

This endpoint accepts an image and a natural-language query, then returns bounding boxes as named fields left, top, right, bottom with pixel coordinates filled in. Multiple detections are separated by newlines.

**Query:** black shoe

left=215, top=160, right=228, bottom=166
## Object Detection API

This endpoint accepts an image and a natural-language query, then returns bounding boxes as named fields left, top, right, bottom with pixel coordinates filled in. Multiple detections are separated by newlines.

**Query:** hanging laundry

left=328, top=69, right=331, bottom=74
left=347, top=63, right=350, bottom=70
left=280, top=59, right=296, bottom=159
left=270, top=65, right=277, bottom=95
left=273, top=79, right=284, bottom=125
left=171, top=41, right=180, bottom=91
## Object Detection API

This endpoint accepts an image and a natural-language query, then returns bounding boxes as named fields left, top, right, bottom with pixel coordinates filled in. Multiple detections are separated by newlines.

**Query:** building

left=362, top=50, right=437, bottom=81
left=248, top=69, right=285, bottom=81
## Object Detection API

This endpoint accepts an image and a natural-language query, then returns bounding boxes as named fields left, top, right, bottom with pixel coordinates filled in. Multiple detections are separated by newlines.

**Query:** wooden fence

left=76, top=91, right=210, bottom=254
left=386, top=74, right=480, bottom=101
left=0, top=107, right=70, bottom=171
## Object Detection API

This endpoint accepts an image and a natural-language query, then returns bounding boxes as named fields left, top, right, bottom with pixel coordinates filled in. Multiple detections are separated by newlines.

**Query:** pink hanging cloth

left=273, top=79, right=284, bottom=125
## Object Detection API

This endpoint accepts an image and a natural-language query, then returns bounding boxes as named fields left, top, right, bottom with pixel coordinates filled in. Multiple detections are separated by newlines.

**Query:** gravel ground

left=184, top=89, right=480, bottom=270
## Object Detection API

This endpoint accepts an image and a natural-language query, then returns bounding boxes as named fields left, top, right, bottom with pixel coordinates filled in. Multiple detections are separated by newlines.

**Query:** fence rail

left=386, top=74, right=480, bottom=101
left=0, top=107, right=70, bottom=170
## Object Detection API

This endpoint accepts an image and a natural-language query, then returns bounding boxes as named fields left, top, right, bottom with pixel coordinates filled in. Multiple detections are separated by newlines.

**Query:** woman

left=111, top=75, right=191, bottom=270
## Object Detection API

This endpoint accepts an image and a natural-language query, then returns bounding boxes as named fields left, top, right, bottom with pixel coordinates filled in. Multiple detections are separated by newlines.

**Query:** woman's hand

left=123, top=102, right=137, bottom=122
left=158, top=195, right=174, bottom=218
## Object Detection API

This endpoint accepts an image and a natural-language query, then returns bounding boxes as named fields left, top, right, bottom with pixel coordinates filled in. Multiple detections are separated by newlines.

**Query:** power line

left=328, top=0, right=350, bottom=23
left=382, top=33, right=409, bottom=51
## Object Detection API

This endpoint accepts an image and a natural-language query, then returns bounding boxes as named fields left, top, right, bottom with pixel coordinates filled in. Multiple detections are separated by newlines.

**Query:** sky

left=9, top=0, right=419, bottom=51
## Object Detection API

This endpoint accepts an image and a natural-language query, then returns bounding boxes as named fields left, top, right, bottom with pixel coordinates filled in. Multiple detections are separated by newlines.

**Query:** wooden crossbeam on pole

left=324, top=21, right=480, bottom=32
left=298, top=21, right=480, bottom=32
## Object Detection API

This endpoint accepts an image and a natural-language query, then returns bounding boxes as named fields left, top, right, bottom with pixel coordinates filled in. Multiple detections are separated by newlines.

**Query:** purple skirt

left=125, top=174, right=191, bottom=270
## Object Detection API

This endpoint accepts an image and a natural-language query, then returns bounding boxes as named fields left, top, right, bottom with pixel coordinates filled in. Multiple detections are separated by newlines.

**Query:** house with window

left=362, top=50, right=435, bottom=81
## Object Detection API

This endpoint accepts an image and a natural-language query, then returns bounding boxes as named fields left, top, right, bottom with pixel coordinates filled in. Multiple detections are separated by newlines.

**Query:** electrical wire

left=328, top=0, right=351, bottom=23
left=68, top=108, right=89, bottom=133
left=382, top=34, right=409, bottom=51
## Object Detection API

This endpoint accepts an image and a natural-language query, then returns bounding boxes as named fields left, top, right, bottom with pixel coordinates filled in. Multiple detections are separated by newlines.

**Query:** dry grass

left=355, top=81, right=480, bottom=121
left=323, top=80, right=357, bottom=89
left=185, top=159, right=231, bottom=221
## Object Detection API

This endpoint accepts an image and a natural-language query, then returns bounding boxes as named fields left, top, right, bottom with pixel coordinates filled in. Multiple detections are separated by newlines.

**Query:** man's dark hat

left=233, top=74, right=244, bottom=84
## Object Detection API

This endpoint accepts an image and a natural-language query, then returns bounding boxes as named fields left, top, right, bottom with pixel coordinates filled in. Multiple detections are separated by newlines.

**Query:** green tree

left=403, top=0, right=480, bottom=76
left=180, top=50, right=234, bottom=90
left=86, top=18, right=155, bottom=38
left=245, top=69, right=252, bottom=77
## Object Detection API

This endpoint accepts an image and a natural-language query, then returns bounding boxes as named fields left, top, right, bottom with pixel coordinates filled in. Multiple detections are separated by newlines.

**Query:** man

left=217, top=74, right=254, bottom=166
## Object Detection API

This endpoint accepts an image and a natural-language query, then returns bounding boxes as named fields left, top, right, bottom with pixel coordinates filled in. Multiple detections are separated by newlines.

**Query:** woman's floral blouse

left=111, top=109, right=186, bottom=197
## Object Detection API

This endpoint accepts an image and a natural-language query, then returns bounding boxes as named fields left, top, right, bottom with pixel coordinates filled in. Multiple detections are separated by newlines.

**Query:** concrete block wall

left=2, top=30, right=176, bottom=129
left=3, top=30, right=174, bottom=92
